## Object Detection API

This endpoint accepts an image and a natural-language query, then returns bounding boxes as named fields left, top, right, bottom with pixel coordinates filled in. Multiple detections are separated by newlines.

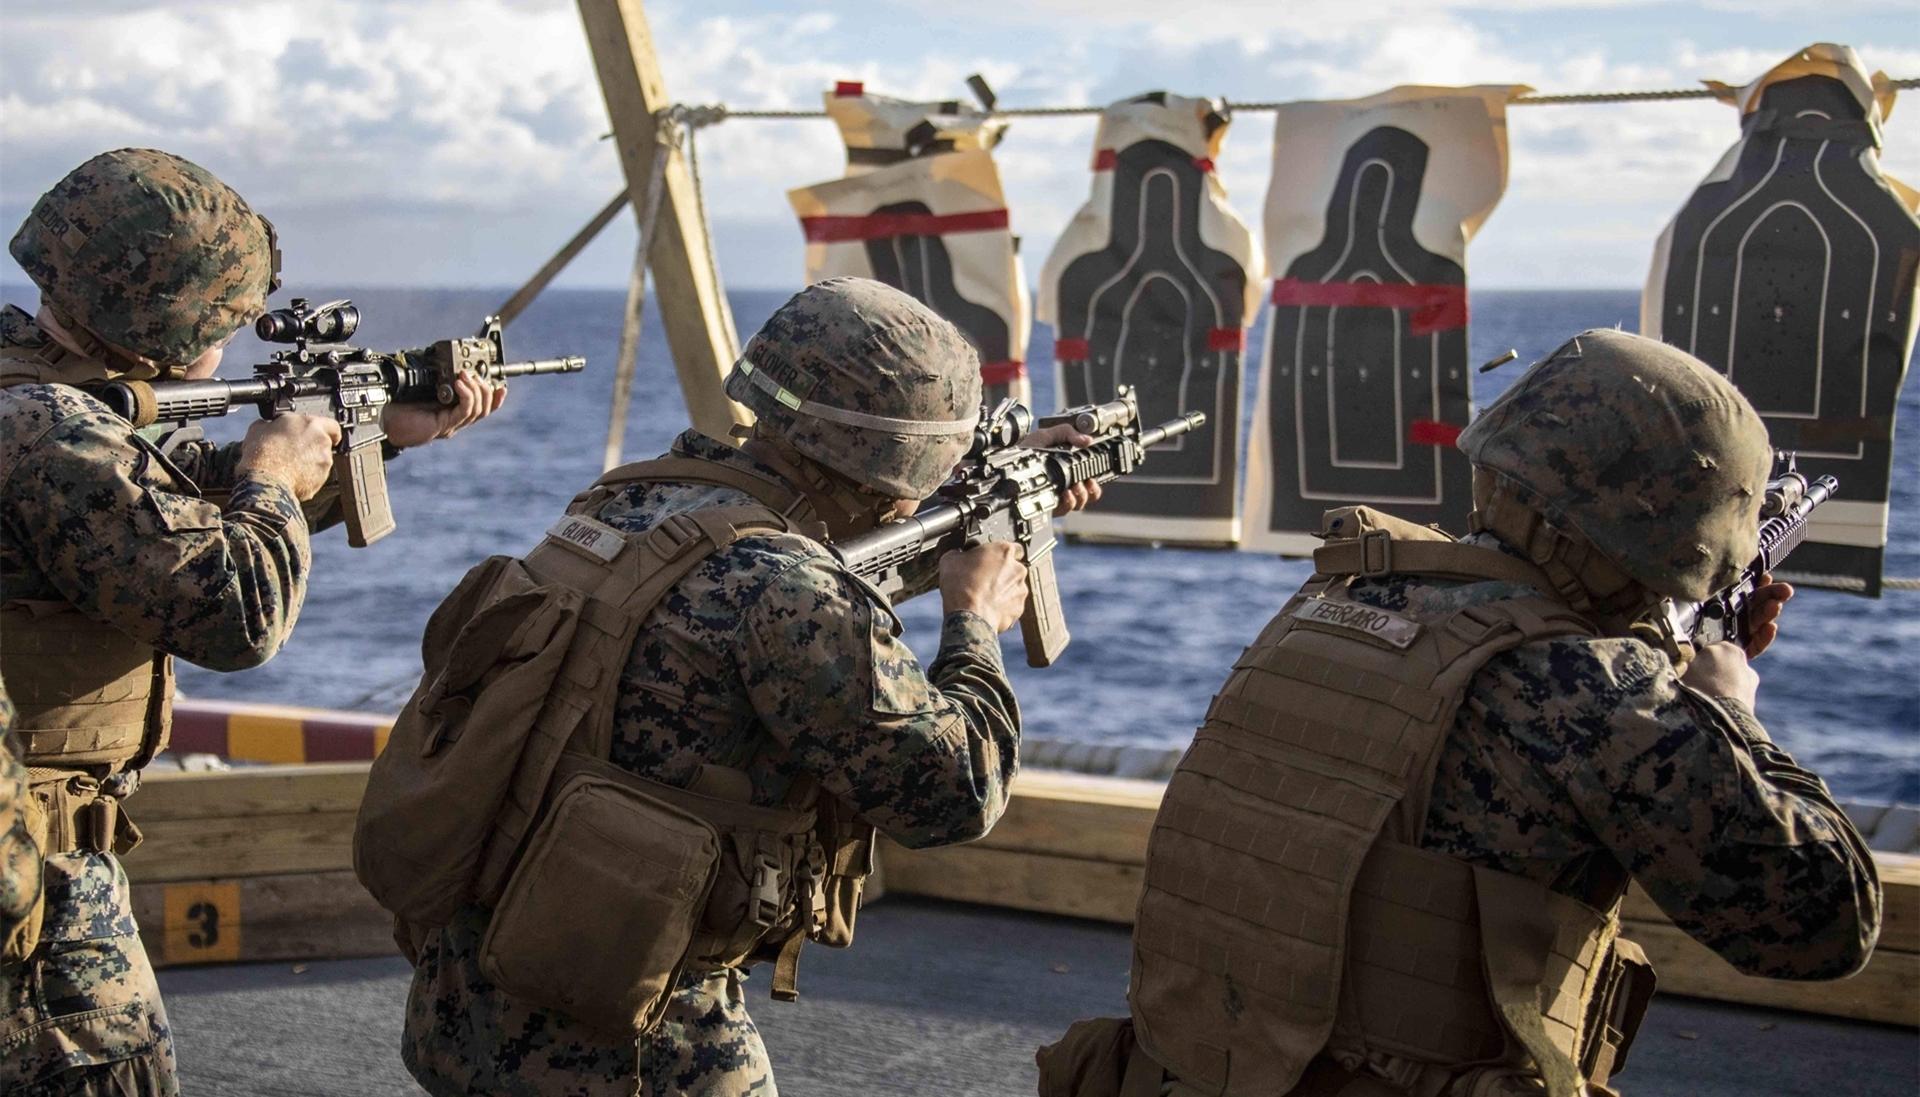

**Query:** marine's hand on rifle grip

left=938, top=541, right=1029, bottom=633
left=236, top=413, right=341, bottom=500
left=1743, top=572, right=1793, bottom=659
left=1018, top=422, right=1104, bottom=516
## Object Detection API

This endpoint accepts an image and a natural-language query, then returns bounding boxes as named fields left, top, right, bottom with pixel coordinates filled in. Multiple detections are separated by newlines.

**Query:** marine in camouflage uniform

left=4, top=150, right=500, bottom=1096
left=403, top=279, right=1049, bottom=1097
left=0, top=149, right=300, bottom=1097
left=1064, top=331, right=1879, bottom=1097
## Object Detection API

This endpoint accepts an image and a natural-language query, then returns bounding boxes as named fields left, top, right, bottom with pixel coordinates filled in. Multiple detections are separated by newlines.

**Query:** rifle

left=1655, top=455, right=1837, bottom=651
left=831, top=386, right=1205, bottom=667
left=91, top=298, right=585, bottom=547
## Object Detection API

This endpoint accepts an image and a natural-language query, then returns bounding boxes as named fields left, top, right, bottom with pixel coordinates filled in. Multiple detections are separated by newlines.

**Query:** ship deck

left=158, top=896, right=1917, bottom=1097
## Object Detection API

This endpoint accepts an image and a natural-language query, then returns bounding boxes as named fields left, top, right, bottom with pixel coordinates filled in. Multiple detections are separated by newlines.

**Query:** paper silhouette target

left=1645, top=44, right=1919, bottom=595
left=1040, top=93, right=1260, bottom=544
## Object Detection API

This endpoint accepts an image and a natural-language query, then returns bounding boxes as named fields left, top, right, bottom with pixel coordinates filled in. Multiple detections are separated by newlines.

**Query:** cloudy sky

left=2, top=0, right=1915, bottom=293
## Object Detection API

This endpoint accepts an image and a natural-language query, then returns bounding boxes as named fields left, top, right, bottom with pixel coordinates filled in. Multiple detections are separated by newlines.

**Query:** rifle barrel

left=494, top=356, right=585, bottom=379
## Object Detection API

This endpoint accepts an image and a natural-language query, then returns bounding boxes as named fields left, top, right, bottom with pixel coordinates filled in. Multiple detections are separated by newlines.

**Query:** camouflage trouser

left=0, top=852, right=177, bottom=1096
left=404, top=904, right=775, bottom=1096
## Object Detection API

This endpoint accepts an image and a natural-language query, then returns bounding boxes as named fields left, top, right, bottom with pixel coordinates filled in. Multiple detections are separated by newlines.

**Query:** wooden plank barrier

left=881, top=771, right=1920, bottom=1027
left=112, top=760, right=1917, bottom=1022
left=122, top=764, right=395, bottom=968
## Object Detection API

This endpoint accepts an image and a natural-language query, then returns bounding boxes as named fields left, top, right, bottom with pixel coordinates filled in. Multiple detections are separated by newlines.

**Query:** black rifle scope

left=256, top=298, right=360, bottom=345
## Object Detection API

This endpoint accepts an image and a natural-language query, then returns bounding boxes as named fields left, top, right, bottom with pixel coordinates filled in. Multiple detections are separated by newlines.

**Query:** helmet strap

left=37, top=303, right=167, bottom=382
left=1470, top=478, right=1660, bottom=632
left=742, top=431, right=893, bottom=540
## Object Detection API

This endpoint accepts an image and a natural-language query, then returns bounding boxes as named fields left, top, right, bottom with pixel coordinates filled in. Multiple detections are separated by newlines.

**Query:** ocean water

left=22, top=284, right=1902, bottom=802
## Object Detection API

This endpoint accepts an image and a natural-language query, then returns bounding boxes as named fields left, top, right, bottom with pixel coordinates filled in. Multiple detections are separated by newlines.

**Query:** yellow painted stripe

left=373, top=722, right=393, bottom=757
left=224, top=712, right=307, bottom=764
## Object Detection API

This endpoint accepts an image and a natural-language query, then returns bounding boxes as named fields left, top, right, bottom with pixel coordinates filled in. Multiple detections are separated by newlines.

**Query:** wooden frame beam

left=577, top=0, right=749, bottom=445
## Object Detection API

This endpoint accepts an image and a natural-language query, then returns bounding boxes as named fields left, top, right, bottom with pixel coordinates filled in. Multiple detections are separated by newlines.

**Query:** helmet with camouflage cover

left=726, top=277, right=981, bottom=499
left=1457, top=329, right=1772, bottom=603
left=9, top=148, right=279, bottom=379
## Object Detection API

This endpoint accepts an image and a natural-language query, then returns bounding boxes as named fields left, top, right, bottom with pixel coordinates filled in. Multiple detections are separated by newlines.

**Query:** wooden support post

left=577, top=0, right=749, bottom=446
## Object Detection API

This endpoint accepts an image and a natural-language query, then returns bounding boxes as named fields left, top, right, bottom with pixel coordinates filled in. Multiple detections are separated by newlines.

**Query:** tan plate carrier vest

left=1, top=353, right=170, bottom=958
left=1129, top=509, right=1654, bottom=1097
left=356, top=455, right=876, bottom=1035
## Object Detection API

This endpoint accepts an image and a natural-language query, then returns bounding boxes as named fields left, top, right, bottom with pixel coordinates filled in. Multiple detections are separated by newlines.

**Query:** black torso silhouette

left=1656, top=75, right=1919, bottom=592
left=1264, top=124, right=1473, bottom=538
left=862, top=199, right=1020, bottom=404
left=1055, top=133, right=1250, bottom=522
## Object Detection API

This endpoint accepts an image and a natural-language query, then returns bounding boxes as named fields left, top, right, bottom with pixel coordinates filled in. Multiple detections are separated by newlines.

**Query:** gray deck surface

left=158, top=897, right=1917, bottom=1097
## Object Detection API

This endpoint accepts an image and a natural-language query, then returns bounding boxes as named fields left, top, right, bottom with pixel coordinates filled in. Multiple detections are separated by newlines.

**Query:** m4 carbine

left=1657, top=455, right=1838, bottom=651
left=91, top=298, right=585, bottom=547
left=832, top=386, right=1205, bottom=667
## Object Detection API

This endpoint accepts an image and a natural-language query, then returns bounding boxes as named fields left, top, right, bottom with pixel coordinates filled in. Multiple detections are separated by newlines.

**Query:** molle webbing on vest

left=1129, top=537, right=1606, bottom=1097
left=0, top=603, right=171, bottom=777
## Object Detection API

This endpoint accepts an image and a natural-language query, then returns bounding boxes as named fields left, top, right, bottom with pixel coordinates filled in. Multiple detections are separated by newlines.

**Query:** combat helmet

left=9, top=148, right=280, bottom=380
left=726, top=277, right=981, bottom=499
left=1457, top=329, right=1771, bottom=605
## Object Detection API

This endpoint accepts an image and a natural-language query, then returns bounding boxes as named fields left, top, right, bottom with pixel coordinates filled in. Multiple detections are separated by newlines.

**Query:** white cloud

left=0, top=1, right=1915, bottom=292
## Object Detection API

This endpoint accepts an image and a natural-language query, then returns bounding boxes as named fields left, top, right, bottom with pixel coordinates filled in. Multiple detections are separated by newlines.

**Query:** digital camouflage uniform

left=0, top=150, right=299, bottom=1097
left=1088, top=331, right=1880, bottom=1097
left=1, top=681, right=37, bottom=949
left=1414, top=331, right=1878, bottom=980
left=404, top=280, right=1013, bottom=1097
left=1349, top=535, right=1878, bottom=980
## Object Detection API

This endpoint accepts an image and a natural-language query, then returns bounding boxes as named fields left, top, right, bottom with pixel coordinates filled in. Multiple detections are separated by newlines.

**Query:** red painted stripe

left=1192, top=157, right=1215, bottom=173
left=834, top=80, right=865, bottom=98
left=1409, top=419, right=1464, bottom=447
left=1093, top=148, right=1118, bottom=171
left=1269, top=277, right=1468, bottom=335
left=168, top=705, right=229, bottom=755
left=1206, top=327, right=1244, bottom=351
left=800, top=208, right=1009, bottom=243
left=1054, top=338, right=1091, bottom=361
left=980, top=359, right=1026, bottom=384
left=302, top=715, right=386, bottom=762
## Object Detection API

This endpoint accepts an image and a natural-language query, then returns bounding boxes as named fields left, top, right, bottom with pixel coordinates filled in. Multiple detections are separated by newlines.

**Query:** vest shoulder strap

left=594, top=456, right=809, bottom=515
left=1314, top=534, right=1562, bottom=592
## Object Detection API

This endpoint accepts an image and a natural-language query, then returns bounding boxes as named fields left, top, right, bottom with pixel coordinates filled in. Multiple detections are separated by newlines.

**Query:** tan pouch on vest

left=353, top=555, right=589, bottom=926
left=479, top=757, right=722, bottom=1038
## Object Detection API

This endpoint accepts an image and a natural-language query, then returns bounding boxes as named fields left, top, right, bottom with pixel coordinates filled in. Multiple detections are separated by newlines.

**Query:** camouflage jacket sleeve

left=739, top=555, right=1020, bottom=849
left=3, top=398, right=313, bottom=671
left=1491, top=637, right=1880, bottom=979
left=0, top=695, right=42, bottom=943
left=167, top=436, right=346, bottom=531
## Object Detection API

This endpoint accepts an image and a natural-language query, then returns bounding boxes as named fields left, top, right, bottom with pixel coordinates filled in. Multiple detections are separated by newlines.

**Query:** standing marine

left=1039, top=330, right=1881, bottom=1097
left=373, top=277, right=1099, bottom=1096
left=0, top=148, right=499, bottom=1096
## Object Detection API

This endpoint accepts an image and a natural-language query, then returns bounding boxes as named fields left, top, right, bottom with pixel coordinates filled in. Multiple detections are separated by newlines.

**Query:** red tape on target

left=1269, top=278, right=1468, bottom=335
left=981, top=360, right=1026, bottom=384
left=1409, top=419, right=1463, bottom=447
left=1206, top=328, right=1244, bottom=351
left=834, top=81, right=865, bottom=97
left=1054, top=338, right=1091, bottom=361
left=800, top=209, right=1009, bottom=243
left=1091, top=149, right=1214, bottom=173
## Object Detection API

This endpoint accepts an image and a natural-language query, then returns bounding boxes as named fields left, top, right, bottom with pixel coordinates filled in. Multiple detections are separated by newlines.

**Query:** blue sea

left=23, top=285, right=1904, bottom=802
